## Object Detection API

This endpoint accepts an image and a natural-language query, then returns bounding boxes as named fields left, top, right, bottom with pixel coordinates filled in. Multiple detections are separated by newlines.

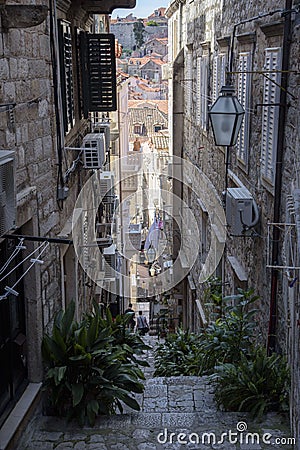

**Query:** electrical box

left=226, top=187, right=255, bottom=236
left=82, top=133, right=105, bottom=169
left=0, top=151, right=15, bottom=236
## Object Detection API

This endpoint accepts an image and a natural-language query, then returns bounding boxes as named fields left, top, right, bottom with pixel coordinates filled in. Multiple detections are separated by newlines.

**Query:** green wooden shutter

left=81, top=33, right=117, bottom=117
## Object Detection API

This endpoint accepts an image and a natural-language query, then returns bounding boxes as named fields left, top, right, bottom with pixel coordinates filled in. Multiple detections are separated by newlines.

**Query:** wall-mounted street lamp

left=208, top=84, right=245, bottom=195
left=208, top=84, right=244, bottom=147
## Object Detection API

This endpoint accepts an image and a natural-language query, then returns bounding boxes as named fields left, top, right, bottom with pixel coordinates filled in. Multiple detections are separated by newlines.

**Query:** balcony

left=80, top=0, right=136, bottom=14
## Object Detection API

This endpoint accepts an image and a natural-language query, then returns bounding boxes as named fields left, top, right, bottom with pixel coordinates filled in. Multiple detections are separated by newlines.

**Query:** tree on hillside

left=133, top=19, right=145, bottom=49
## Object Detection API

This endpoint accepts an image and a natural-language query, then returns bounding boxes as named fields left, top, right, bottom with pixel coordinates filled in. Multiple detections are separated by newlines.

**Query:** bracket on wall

left=0, top=5, right=48, bottom=30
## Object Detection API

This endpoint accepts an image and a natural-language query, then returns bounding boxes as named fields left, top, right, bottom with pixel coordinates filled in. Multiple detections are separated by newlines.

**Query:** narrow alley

left=15, top=335, right=292, bottom=450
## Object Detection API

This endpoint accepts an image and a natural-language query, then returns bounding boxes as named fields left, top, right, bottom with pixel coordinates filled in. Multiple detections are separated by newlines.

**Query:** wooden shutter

left=185, top=51, right=193, bottom=116
left=58, top=20, right=75, bottom=133
left=212, top=53, right=227, bottom=103
left=196, top=57, right=201, bottom=125
left=261, top=48, right=281, bottom=183
left=81, top=33, right=117, bottom=117
left=200, top=55, right=209, bottom=130
left=237, top=52, right=251, bottom=163
left=0, top=153, right=15, bottom=236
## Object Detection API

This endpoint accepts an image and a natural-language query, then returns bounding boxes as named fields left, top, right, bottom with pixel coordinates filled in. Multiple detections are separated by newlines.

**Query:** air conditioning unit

left=226, top=187, right=259, bottom=236
left=82, top=133, right=105, bottom=169
left=100, top=171, right=115, bottom=201
left=103, top=244, right=116, bottom=279
left=92, top=123, right=110, bottom=152
left=0, top=151, right=15, bottom=236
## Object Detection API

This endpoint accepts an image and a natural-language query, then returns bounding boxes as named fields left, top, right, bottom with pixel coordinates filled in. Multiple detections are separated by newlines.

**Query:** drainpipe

left=267, top=0, right=292, bottom=353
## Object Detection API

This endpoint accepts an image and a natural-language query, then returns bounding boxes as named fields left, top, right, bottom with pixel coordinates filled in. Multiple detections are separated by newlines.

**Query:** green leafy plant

left=203, top=275, right=223, bottom=319
left=42, top=302, right=148, bottom=425
left=154, top=329, right=203, bottom=376
left=146, top=20, right=158, bottom=26
left=211, top=347, right=290, bottom=418
left=199, top=288, right=259, bottom=374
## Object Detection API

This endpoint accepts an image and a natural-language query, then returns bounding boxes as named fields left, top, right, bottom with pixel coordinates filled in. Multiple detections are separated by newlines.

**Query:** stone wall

left=0, top=1, right=94, bottom=384
left=168, top=0, right=300, bottom=442
left=111, top=22, right=136, bottom=50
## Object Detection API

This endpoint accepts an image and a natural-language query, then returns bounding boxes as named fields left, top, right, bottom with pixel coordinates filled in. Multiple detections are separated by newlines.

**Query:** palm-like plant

left=42, top=302, right=148, bottom=425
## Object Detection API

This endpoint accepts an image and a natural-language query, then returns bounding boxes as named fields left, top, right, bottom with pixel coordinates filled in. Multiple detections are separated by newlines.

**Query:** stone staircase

left=15, top=335, right=294, bottom=450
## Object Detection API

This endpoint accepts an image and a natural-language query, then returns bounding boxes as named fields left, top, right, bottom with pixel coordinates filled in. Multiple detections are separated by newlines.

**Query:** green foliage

left=42, top=301, right=150, bottom=425
left=211, top=348, right=290, bottom=418
left=203, top=275, right=223, bottom=319
left=153, top=287, right=290, bottom=417
left=133, top=20, right=145, bottom=48
left=154, top=329, right=203, bottom=376
left=146, top=21, right=158, bottom=26
left=199, top=288, right=259, bottom=374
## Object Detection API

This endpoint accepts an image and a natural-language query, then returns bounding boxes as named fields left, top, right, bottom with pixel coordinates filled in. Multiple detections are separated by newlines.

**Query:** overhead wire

left=0, top=241, right=47, bottom=283
left=0, top=242, right=50, bottom=301
left=0, top=238, right=26, bottom=275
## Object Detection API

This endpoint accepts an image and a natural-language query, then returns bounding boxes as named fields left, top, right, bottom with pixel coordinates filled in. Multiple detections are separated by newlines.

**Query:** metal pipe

left=4, top=234, right=73, bottom=245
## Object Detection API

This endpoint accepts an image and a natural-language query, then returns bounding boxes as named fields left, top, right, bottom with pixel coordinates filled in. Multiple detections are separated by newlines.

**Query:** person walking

left=124, top=303, right=135, bottom=331
left=136, top=311, right=149, bottom=336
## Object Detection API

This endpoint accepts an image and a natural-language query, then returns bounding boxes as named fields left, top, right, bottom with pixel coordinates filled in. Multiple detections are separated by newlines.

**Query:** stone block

left=162, top=412, right=198, bottom=428
left=132, top=412, right=162, bottom=428
left=1, top=59, right=9, bottom=80
left=3, top=81, right=16, bottom=102
left=143, top=384, right=167, bottom=398
left=18, top=58, right=29, bottom=79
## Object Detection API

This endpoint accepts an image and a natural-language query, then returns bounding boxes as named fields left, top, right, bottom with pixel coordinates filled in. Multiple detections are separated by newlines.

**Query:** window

left=154, top=124, right=162, bottom=132
left=261, top=48, right=281, bottom=183
left=212, top=53, right=227, bottom=103
left=185, top=49, right=193, bottom=116
left=196, top=55, right=209, bottom=129
left=134, top=123, right=142, bottom=135
left=237, top=52, right=251, bottom=164
left=58, top=20, right=75, bottom=133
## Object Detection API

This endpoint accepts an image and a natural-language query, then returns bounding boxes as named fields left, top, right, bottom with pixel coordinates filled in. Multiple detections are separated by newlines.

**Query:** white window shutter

left=200, top=56, right=208, bottom=130
left=196, top=57, right=201, bottom=125
left=237, top=52, right=251, bottom=163
left=212, top=53, right=227, bottom=103
left=261, top=48, right=281, bottom=183
left=185, top=51, right=193, bottom=116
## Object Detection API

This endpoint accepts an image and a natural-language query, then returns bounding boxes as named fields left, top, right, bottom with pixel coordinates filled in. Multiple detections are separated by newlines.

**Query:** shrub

left=211, top=347, right=290, bottom=418
left=154, top=329, right=203, bottom=377
left=42, top=302, right=148, bottom=425
left=199, top=288, right=259, bottom=374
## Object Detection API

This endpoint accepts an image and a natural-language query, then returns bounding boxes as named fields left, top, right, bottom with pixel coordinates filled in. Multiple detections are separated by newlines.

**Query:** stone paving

left=16, top=336, right=295, bottom=450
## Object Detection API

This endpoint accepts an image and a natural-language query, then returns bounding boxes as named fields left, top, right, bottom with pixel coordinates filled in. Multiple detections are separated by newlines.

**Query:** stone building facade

left=166, top=0, right=300, bottom=443
left=0, top=0, right=135, bottom=436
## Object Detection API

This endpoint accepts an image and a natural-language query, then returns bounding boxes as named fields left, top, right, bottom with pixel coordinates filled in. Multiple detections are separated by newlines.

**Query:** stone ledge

left=0, top=382, right=42, bottom=450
